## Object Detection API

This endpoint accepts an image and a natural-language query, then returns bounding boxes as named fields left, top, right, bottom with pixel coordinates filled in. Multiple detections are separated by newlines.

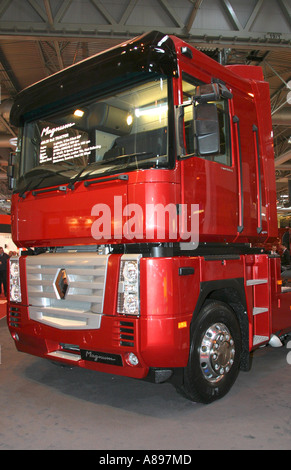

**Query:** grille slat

left=8, top=307, right=21, bottom=328
left=118, top=320, right=135, bottom=348
left=26, top=253, right=108, bottom=330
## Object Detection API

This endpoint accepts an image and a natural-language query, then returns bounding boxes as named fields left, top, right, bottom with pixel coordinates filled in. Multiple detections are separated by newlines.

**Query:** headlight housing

left=117, top=254, right=141, bottom=316
left=10, top=258, right=22, bottom=303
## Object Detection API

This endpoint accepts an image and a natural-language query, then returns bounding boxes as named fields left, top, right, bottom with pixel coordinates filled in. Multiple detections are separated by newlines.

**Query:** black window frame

left=14, top=73, right=176, bottom=194
left=180, top=72, right=232, bottom=167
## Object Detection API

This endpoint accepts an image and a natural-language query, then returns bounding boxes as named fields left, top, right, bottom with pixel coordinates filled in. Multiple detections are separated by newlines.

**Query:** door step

left=246, top=256, right=270, bottom=348
left=47, top=350, right=81, bottom=362
left=246, top=278, right=267, bottom=286
left=253, top=307, right=268, bottom=315
left=253, top=335, right=269, bottom=346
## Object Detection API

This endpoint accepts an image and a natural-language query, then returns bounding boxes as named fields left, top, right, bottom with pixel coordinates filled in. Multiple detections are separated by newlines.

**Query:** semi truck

left=7, top=31, right=291, bottom=403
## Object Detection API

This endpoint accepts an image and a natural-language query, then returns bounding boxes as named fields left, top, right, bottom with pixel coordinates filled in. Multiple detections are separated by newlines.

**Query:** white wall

left=0, top=232, right=18, bottom=254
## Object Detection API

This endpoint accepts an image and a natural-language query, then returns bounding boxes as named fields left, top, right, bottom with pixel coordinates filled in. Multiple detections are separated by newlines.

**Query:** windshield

left=16, top=76, right=170, bottom=192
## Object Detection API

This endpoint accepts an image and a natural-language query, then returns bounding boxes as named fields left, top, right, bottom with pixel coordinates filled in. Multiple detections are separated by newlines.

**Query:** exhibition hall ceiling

left=0, top=0, right=291, bottom=214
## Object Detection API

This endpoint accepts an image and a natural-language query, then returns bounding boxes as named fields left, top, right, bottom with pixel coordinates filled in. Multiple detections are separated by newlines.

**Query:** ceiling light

left=135, top=104, right=168, bottom=118
left=74, top=109, right=84, bottom=117
left=126, top=114, right=133, bottom=126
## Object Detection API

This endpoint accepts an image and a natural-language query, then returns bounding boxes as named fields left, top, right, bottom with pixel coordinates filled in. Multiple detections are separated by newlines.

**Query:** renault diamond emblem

left=54, top=268, right=69, bottom=300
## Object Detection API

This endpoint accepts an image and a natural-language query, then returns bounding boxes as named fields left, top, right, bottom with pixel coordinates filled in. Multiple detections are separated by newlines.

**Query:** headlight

left=10, top=258, right=22, bottom=303
left=117, top=255, right=141, bottom=316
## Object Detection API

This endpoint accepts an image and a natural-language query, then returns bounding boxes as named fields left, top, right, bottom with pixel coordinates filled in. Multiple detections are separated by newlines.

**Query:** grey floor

left=1, top=317, right=291, bottom=450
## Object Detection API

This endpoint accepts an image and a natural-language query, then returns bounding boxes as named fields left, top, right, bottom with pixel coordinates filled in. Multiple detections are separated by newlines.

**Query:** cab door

left=178, top=71, right=239, bottom=245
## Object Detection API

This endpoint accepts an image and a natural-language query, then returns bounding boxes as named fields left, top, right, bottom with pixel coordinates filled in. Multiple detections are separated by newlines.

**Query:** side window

left=182, top=76, right=232, bottom=166
left=182, top=77, right=197, bottom=156
left=214, top=100, right=231, bottom=166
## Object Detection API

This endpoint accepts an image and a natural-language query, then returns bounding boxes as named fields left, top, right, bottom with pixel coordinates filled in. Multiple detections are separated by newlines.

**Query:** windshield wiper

left=100, top=151, right=155, bottom=165
left=68, top=152, right=155, bottom=189
left=19, top=167, right=72, bottom=198
left=68, top=162, right=94, bottom=189
left=19, top=152, right=162, bottom=196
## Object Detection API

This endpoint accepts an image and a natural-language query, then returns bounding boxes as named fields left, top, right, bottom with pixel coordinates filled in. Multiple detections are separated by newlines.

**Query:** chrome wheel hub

left=199, top=322, right=235, bottom=383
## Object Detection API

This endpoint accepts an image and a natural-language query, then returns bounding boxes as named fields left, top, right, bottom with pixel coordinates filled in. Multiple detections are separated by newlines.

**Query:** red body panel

left=12, top=168, right=182, bottom=247
left=13, top=178, right=128, bottom=247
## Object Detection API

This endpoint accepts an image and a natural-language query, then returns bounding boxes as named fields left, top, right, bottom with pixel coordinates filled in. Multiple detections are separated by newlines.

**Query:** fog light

left=125, top=352, right=139, bottom=367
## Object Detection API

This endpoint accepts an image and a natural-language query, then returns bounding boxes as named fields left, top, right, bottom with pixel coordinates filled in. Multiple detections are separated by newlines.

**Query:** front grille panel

left=26, top=253, right=108, bottom=330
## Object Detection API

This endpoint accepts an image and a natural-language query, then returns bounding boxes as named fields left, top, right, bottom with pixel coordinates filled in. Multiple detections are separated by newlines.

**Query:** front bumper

left=7, top=252, right=198, bottom=380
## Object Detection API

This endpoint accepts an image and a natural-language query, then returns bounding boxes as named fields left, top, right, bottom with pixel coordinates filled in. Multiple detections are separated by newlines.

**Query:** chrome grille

left=26, top=252, right=108, bottom=330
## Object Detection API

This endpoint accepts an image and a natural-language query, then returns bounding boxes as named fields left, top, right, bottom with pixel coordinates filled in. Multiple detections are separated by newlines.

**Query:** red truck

left=7, top=31, right=291, bottom=403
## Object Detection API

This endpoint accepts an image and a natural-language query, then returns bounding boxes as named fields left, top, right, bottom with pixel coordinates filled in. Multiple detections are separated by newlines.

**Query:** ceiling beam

left=27, top=0, right=47, bottom=22
left=275, top=150, right=291, bottom=167
left=35, top=41, right=54, bottom=76
left=43, top=0, right=64, bottom=70
left=90, top=0, right=117, bottom=25
left=185, top=0, right=204, bottom=34
left=278, top=0, right=291, bottom=28
left=54, top=0, right=73, bottom=26
left=220, top=0, right=243, bottom=31
left=0, top=28, right=290, bottom=50
left=0, top=115, right=16, bottom=137
left=0, top=0, right=11, bottom=18
left=158, top=0, right=184, bottom=28
left=244, top=0, right=264, bottom=32
left=0, top=0, right=289, bottom=47
left=0, top=47, right=21, bottom=93
left=118, top=0, right=138, bottom=26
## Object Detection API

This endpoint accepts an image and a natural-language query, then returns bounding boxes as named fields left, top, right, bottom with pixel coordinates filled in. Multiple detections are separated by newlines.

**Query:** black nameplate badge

left=81, top=349, right=123, bottom=366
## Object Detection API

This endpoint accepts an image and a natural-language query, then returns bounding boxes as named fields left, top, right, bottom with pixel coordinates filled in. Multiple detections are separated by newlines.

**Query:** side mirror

left=194, top=102, right=220, bottom=155
left=195, top=83, right=233, bottom=102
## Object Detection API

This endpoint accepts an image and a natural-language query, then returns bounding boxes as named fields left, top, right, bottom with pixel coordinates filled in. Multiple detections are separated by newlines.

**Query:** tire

left=180, top=300, right=242, bottom=404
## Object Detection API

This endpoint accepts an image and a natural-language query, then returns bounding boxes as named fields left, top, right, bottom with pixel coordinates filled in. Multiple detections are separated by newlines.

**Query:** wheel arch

left=191, top=278, right=250, bottom=372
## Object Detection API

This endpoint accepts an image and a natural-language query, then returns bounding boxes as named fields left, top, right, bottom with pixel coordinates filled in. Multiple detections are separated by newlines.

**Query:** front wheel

left=180, top=301, right=242, bottom=403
